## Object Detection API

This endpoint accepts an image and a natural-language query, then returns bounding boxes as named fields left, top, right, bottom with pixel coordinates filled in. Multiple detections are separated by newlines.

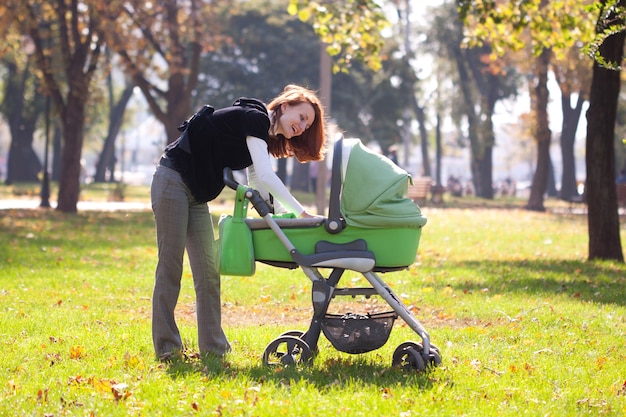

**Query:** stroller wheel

left=279, top=330, right=305, bottom=338
left=278, top=330, right=319, bottom=356
left=392, top=345, right=425, bottom=371
left=392, top=341, right=441, bottom=371
left=262, top=336, right=313, bottom=367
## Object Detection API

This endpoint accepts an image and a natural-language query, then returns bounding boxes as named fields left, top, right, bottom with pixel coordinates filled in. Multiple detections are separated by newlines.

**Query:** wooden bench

left=617, top=184, right=626, bottom=208
left=407, top=177, right=432, bottom=204
left=563, top=194, right=586, bottom=213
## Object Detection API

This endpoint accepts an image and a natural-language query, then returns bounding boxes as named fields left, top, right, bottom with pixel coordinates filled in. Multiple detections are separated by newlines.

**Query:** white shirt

left=246, top=136, right=304, bottom=216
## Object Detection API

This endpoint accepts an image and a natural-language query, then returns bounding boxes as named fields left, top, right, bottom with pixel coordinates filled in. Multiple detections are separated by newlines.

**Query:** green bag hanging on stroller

left=218, top=185, right=255, bottom=276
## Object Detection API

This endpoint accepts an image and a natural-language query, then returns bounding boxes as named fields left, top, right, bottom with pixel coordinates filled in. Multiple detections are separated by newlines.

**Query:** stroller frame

left=221, top=136, right=440, bottom=371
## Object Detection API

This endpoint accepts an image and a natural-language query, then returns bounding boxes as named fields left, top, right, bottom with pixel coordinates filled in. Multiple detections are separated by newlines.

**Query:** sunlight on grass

left=1, top=206, right=625, bottom=416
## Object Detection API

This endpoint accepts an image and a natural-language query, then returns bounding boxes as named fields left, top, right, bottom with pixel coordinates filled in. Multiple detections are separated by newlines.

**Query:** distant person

left=616, top=169, right=626, bottom=184
left=500, top=177, right=516, bottom=197
left=447, top=175, right=463, bottom=197
left=464, top=180, right=474, bottom=196
left=150, top=85, right=326, bottom=361
left=387, top=147, right=399, bottom=166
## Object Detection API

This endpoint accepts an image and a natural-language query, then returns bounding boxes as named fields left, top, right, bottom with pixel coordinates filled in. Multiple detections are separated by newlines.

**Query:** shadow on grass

left=438, top=259, right=626, bottom=306
left=0, top=209, right=221, bottom=248
left=163, top=352, right=439, bottom=389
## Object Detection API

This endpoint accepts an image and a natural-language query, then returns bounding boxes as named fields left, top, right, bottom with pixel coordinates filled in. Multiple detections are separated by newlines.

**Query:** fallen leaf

left=111, top=382, right=130, bottom=401
left=69, top=345, right=85, bottom=359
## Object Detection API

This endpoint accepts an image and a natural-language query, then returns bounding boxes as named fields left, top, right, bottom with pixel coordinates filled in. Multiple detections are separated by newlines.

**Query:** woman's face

left=276, top=102, right=315, bottom=139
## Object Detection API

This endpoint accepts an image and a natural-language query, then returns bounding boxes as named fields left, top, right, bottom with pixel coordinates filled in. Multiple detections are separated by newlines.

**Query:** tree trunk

left=435, top=113, right=442, bottom=185
left=585, top=5, right=624, bottom=261
left=290, top=160, right=309, bottom=192
left=526, top=48, right=552, bottom=212
left=276, top=159, right=287, bottom=183
left=94, top=84, right=135, bottom=183
left=2, top=60, right=42, bottom=184
left=5, top=134, right=41, bottom=184
left=451, top=31, right=500, bottom=199
left=473, top=146, right=494, bottom=198
left=133, top=67, right=192, bottom=147
left=52, top=124, right=62, bottom=182
left=559, top=92, right=585, bottom=200
left=475, top=104, right=495, bottom=199
left=56, top=99, right=86, bottom=213
left=411, top=96, right=431, bottom=177
left=164, top=84, right=191, bottom=145
left=546, top=156, right=558, bottom=197
left=452, top=46, right=483, bottom=196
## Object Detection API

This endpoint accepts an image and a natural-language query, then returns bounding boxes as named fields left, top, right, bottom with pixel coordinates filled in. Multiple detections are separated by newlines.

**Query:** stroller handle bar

left=223, top=167, right=273, bottom=217
left=222, top=166, right=240, bottom=191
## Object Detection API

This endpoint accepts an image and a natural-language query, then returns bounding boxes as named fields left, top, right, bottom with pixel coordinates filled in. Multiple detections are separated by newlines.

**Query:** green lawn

left=1, top=197, right=625, bottom=416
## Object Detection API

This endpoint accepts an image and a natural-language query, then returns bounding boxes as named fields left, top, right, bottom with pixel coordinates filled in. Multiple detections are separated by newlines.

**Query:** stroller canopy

left=337, top=138, right=427, bottom=229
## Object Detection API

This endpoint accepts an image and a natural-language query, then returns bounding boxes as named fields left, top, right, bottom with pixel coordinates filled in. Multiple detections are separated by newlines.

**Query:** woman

left=150, top=84, right=326, bottom=361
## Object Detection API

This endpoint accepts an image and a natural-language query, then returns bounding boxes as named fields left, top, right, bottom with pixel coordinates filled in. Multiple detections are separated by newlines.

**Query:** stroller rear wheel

left=263, top=336, right=313, bottom=367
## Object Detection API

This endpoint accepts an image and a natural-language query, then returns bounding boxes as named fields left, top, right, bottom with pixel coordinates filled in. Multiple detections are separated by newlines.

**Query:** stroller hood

left=339, top=139, right=427, bottom=229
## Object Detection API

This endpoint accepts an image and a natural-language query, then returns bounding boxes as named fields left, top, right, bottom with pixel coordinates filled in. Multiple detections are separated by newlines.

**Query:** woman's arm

left=246, top=136, right=305, bottom=216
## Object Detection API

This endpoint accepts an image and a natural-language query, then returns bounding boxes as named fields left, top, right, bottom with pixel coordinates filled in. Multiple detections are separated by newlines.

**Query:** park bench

left=564, top=184, right=626, bottom=213
left=564, top=194, right=586, bottom=213
left=407, top=176, right=432, bottom=205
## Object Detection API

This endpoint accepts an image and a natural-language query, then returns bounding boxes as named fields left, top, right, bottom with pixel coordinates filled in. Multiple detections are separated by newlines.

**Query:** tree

left=1, top=0, right=398, bottom=213
left=585, top=0, right=624, bottom=261
left=459, top=0, right=623, bottom=261
left=3, top=1, right=106, bottom=213
left=1, top=53, right=44, bottom=184
left=553, top=46, right=592, bottom=200
left=196, top=0, right=406, bottom=179
left=434, top=2, right=519, bottom=198
left=525, top=45, right=552, bottom=211
left=186, top=0, right=315, bottom=191
left=102, top=0, right=230, bottom=145
left=194, top=1, right=320, bottom=108
left=458, top=0, right=596, bottom=209
left=393, top=0, right=431, bottom=176
left=287, top=0, right=389, bottom=74
left=93, top=57, right=135, bottom=183
left=0, top=11, right=40, bottom=184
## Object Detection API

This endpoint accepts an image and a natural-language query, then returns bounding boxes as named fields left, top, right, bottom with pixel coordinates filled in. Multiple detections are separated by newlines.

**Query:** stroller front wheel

left=392, top=345, right=426, bottom=371
left=279, top=330, right=305, bottom=338
left=392, top=341, right=441, bottom=371
left=262, top=335, right=313, bottom=367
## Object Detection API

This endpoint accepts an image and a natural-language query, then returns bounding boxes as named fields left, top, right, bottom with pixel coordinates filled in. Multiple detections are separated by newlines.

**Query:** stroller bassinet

left=219, top=135, right=440, bottom=371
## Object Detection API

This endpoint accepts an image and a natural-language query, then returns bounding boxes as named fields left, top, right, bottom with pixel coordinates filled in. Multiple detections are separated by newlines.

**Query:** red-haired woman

left=150, top=85, right=326, bottom=361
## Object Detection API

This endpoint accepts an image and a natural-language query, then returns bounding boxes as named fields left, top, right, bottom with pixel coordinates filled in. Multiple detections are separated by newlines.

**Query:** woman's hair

left=266, top=84, right=326, bottom=162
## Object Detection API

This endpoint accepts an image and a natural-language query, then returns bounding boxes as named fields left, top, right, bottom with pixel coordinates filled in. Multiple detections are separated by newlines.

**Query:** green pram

left=219, top=136, right=441, bottom=371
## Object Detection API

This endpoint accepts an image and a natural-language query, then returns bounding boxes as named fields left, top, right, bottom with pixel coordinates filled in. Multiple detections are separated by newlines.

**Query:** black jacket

left=165, top=98, right=270, bottom=203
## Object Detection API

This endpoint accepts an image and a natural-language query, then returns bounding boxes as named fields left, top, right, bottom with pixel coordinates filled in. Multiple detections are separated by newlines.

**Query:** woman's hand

left=300, top=210, right=324, bottom=219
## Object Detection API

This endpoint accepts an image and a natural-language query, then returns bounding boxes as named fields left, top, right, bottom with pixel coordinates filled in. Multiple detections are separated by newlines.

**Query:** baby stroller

left=219, top=136, right=441, bottom=371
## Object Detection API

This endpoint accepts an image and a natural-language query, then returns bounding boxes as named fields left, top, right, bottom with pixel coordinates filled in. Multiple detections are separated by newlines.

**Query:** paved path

left=0, top=198, right=239, bottom=213
left=0, top=199, right=152, bottom=211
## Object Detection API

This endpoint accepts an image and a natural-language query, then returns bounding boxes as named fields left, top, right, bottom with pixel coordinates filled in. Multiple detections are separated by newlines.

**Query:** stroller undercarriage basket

left=322, top=311, right=397, bottom=354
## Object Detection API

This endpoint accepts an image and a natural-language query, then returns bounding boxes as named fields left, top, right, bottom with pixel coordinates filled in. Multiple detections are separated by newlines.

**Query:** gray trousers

left=150, top=164, right=230, bottom=357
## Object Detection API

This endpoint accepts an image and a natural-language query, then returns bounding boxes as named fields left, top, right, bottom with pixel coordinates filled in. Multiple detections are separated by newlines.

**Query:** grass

left=1, top=186, right=626, bottom=416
